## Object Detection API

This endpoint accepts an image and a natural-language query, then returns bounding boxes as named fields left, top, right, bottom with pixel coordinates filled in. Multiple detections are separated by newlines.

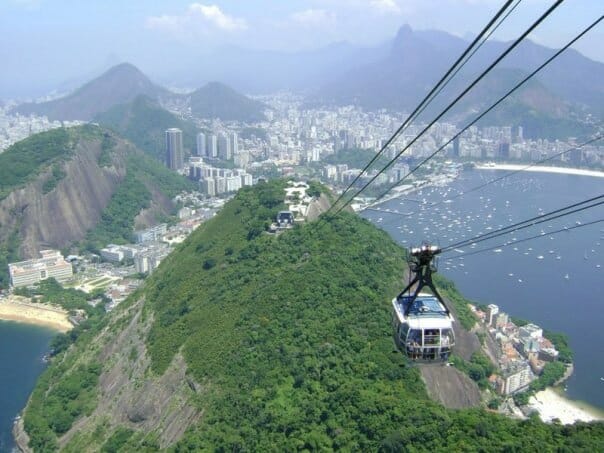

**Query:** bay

left=363, top=169, right=604, bottom=409
left=0, top=321, right=54, bottom=452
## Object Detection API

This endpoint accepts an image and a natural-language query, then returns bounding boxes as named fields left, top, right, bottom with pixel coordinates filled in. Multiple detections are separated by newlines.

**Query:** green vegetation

left=189, top=82, right=265, bottom=122
left=434, top=275, right=477, bottom=330
left=451, top=353, right=496, bottom=389
left=95, top=95, right=198, bottom=162
left=0, top=128, right=71, bottom=199
left=322, top=147, right=391, bottom=171
left=21, top=180, right=604, bottom=451
left=42, top=163, right=67, bottom=194
left=25, top=362, right=102, bottom=451
left=514, top=362, right=568, bottom=406
left=83, top=153, right=194, bottom=251
left=84, top=168, right=151, bottom=250
left=0, top=227, right=20, bottom=288
left=98, top=132, right=116, bottom=167
left=14, top=278, right=106, bottom=355
left=543, top=330, right=573, bottom=363
left=240, top=126, right=268, bottom=141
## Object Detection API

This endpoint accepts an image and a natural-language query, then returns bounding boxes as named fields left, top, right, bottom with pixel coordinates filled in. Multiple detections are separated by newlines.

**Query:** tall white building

left=207, top=134, right=218, bottom=158
left=487, top=304, right=499, bottom=327
left=165, top=128, right=184, bottom=170
left=231, top=132, right=239, bottom=155
left=218, top=133, right=232, bottom=160
left=196, top=132, right=206, bottom=156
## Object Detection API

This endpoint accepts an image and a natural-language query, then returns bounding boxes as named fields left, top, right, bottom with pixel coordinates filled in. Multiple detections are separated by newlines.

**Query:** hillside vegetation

left=0, top=125, right=194, bottom=286
left=21, top=181, right=604, bottom=451
left=0, top=128, right=71, bottom=200
left=95, top=96, right=199, bottom=162
left=190, top=82, right=265, bottom=122
left=83, top=151, right=195, bottom=251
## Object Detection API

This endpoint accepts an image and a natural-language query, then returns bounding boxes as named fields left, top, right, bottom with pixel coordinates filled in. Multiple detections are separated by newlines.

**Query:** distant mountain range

left=12, top=63, right=265, bottom=123
left=10, top=25, right=603, bottom=139
left=314, top=25, right=604, bottom=138
left=14, top=64, right=171, bottom=121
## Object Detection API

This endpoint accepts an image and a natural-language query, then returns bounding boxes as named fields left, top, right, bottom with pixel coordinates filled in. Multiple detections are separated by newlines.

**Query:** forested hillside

left=0, top=125, right=194, bottom=286
left=18, top=180, right=604, bottom=451
left=95, top=96, right=199, bottom=162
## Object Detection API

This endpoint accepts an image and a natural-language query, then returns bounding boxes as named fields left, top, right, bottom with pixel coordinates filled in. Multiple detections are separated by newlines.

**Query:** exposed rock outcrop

left=58, top=298, right=202, bottom=450
left=0, top=137, right=127, bottom=258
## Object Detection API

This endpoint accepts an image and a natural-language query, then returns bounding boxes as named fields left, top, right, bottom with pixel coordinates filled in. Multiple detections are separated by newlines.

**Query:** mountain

left=189, top=81, right=266, bottom=122
left=13, top=63, right=172, bottom=121
left=95, top=96, right=200, bottom=162
left=317, top=25, right=604, bottom=137
left=171, top=41, right=389, bottom=94
left=0, top=125, right=194, bottom=287
left=15, top=180, right=604, bottom=451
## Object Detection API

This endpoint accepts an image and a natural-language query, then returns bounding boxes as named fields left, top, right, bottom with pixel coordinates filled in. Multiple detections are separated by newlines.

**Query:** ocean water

left=0, top=321, right=54, bottom=452
left=363, top=169, right=604, bottom=409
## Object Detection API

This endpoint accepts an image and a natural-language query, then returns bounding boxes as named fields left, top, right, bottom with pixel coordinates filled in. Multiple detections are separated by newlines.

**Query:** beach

left=527, top=387, right=604, bottom=424
left=0, top=296, right=72, bottom=332
left=476, top=164, right=604, bottom=178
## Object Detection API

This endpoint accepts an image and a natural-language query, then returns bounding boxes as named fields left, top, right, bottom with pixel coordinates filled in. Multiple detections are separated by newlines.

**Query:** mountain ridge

left=0, top=125, right=193, bottom=287
left=13, top=63, right=171, bottom=121
left=16, top=180, right=604, bottom=451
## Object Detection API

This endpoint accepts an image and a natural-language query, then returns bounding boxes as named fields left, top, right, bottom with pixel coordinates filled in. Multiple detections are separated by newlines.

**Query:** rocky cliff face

left=0, top=136, right=127, bottom=258
left=0, top=128, right=183, bottom=261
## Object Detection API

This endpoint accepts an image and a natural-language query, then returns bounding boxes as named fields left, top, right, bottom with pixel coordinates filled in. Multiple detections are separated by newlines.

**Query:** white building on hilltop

left=8, top=250, right=73, bottom=288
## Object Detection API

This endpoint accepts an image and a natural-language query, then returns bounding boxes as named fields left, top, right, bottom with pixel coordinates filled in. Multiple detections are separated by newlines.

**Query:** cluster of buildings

left=8, top=250, right=73, bottom=288
left=0, top=107, right=84, bottom=152
left=472, top=303, right=561, bottom=395
left=323, top=162, right=409, bottom=186
left=268, top=181, right=315, bottom=232
left=188, top=157, right=253, bottom=196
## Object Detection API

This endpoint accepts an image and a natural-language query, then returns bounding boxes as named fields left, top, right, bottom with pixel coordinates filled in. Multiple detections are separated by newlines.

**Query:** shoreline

left=0, top=296, right=72, bottom=333
left=476, top=164, right=604, bottom=178
left=527, top=387, right=604, bottom=425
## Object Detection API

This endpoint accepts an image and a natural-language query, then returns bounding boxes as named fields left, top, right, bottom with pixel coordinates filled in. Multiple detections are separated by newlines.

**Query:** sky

left=1, top=0, right=602, bottom=99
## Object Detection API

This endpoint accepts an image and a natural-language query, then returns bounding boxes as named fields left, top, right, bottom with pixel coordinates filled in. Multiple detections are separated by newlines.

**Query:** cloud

left=146, top=3, right=247, bottom=36
left=188, top=4, right=247, bottom=31
left=291, top=9, right=337, bottom=27
left=369, top=0, right=401, bottom=14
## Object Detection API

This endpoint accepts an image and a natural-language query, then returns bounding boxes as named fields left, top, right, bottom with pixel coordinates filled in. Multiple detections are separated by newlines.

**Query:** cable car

left=392, top=244, right=455, bottom=361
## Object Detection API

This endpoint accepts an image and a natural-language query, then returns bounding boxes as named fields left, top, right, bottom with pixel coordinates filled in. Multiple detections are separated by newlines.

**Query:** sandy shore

left=476, top=164, right=604, bottom=178
left=0, top=295, right=72, bottom=332
left=528, top=387, right=604, bottom=424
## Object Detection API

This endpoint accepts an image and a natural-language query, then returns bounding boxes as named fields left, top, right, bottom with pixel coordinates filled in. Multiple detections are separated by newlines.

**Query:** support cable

left=441, top=194, right=604, bottom=253
left=443, top=218, right=604, bottom=259
left=326, top=0, right=518, bottom=214
left=361, top=12, right=602, bottom=212
left=364, top=135, right=603, bottom=217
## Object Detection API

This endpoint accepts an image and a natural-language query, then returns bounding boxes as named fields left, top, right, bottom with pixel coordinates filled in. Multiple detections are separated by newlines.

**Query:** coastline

left=0, top=296, right=72, bottom=332
left=476, top=164, right=604, bottom=178
left=527, top=387, right=604, bottom=424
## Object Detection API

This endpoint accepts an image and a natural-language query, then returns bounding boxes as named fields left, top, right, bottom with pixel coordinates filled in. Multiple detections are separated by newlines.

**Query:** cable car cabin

left=276, top=210, right=294, bottom=229
left=392, top=292, right=455, bottom=361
